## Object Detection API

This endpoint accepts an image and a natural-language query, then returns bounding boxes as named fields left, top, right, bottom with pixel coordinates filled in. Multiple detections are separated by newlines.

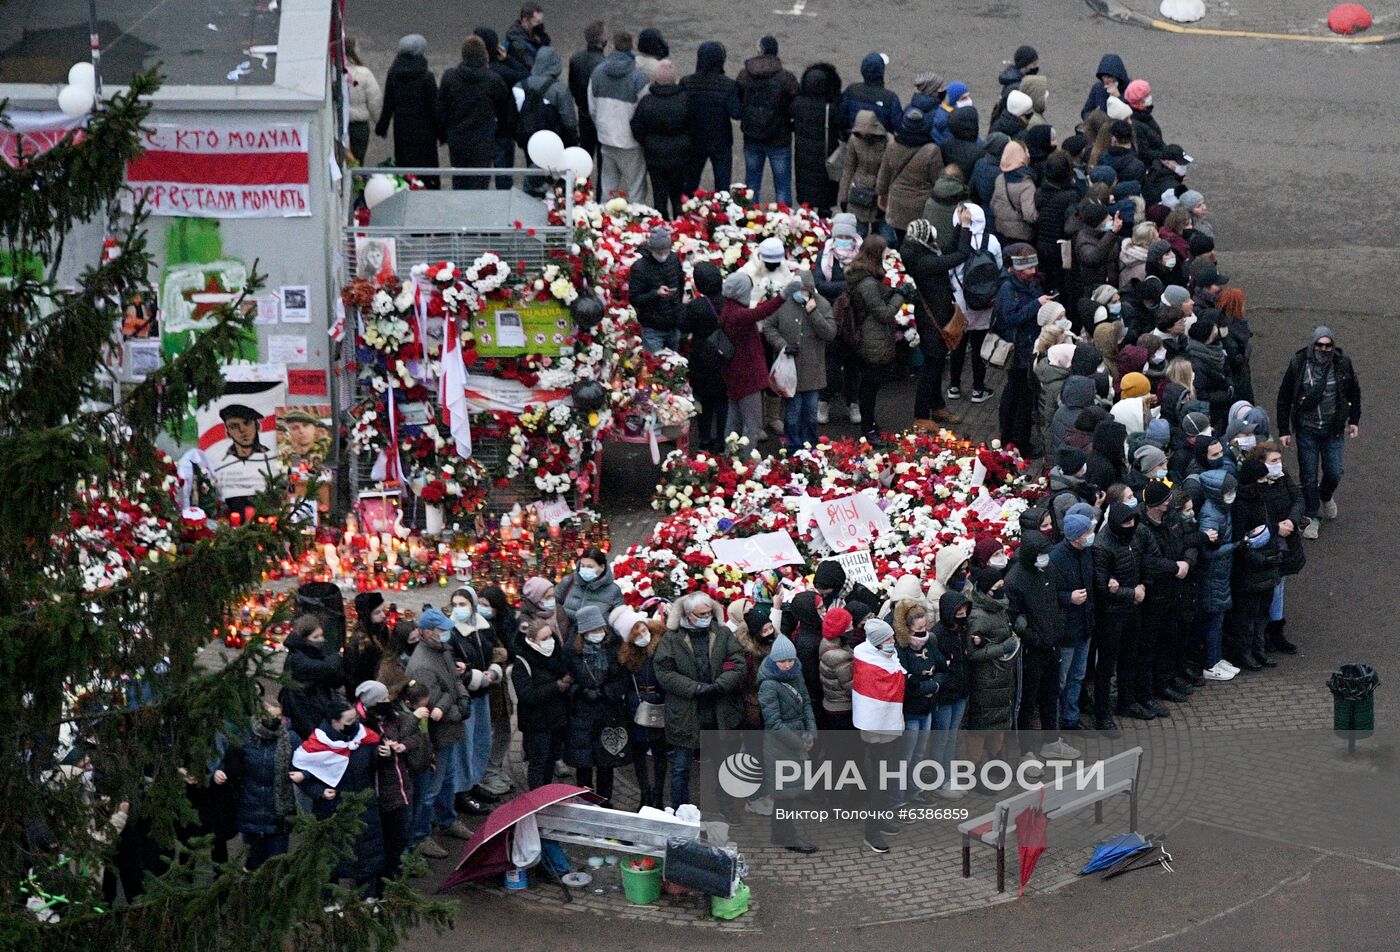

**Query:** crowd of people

left=95, top=17, right=1367, bottom=894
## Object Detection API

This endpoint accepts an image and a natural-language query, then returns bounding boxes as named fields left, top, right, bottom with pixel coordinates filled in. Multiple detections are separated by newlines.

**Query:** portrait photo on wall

left=355, top=235, right=397, bottom=283
left=194, top=369, right=286, bottom=514
left=121, top=291, right=157, bottom=339
left=275, top=404, right=332, bottom=470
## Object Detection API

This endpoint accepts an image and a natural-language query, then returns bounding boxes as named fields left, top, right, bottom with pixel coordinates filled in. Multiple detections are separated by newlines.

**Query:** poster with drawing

left=195, top=366, right=286, bottom=511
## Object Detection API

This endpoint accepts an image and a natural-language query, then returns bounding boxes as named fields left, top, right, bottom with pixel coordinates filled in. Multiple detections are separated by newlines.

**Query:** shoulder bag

left=632, top=673, right=666, bottom=728
left=701, top=296, right=736, bottom=367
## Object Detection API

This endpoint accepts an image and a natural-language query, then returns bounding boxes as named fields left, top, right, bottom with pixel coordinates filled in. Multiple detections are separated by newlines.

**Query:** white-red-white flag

left=439, top=317, right=473, bottom=459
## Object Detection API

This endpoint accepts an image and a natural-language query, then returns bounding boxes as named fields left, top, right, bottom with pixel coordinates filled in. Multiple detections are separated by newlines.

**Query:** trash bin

left=295, top=581, right=346, bottom=651
left=620, top=855, right=662, bottom=905
left=1328, top=664, right=1380, bottom=738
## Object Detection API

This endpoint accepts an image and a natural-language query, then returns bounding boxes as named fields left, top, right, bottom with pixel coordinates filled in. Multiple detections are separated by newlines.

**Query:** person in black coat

left=942, top=106, right=984, bottom=182
left=680, top=261, right=729, bottom=450
left=792, top=62, right=843, bottom=215
left=1005, top=531, right=1066, bottom=755
left=1096, top=120, right=1147, bottom=185
left=375, top=35, right=440, bottom=189
left=901, top=217, right=972, bottom=427
left=475, top=28, right=528, bottom=189
left=1087, top=418, right=1129, bottom=493
left=224, top=700, right=299, bottom=870
left=568, top=21, right=608, bottom=160
left=1093, top=502, right=1147, bottom=729
left=512, top=620, right=572, bottom=790
left=1228, top=467, right=1285, bottom=670
left=629, top=61, right=691, bottom=219
left=438, top=36, right=517, bottom=191
left=1135, top=481, right=1197, bottom=705
left=293, top=699, right=385, bottom=896
left=1049, top=512, right=1096, bottom=730
left=563, top=606, right=626, bottom=805
left=681, top=41, right=742, bottom=194
left=629, top=225, right=685, bottom=352
left=1034, top=152, right=1079, bottom=299
left=780, top=591, right=828, bottom=730
left=280, top=615, right=344, bottom=741
left=1236, top=447, right=1305, bottom=653
left=736, top=37, right=800, bottom=206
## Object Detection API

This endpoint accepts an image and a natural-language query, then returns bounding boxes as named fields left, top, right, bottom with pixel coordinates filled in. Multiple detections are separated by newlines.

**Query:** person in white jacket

left=587, top=33, right=651, bottom=204
left=345, top=37, right=383, bottom=165
left=739, top=236, right=800, bottom=437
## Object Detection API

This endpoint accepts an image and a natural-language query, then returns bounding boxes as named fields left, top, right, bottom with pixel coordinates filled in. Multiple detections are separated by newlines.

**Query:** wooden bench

left=534, top=800, right=701, bottom=859
left=958, top=746, right=1143, bottom=893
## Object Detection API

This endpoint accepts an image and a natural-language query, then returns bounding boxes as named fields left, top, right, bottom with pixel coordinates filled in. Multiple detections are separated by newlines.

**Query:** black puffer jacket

left=563, top=639, right=626, bottom=768
left=1134, top=508, right=1197, bottom=605
left=931, top=592, right=972, bottom=705
left=512, top=639, right=571, bottom=734
left=900, top=229, right=972, bottom=359
left=1236, top=474, right=1306, bottom=577
left=1004, top=532, right=1062, bottom=650
left=736, top=54, right=799, bottom=147
left=965, top=587, right=1019, bottom=729
left=630, top=82, right=691, bottom=171
left=280, top=633, right=343, bottom=741
left=793, top=63, right=843, bottom=211
left=437, top=61, right=516, bottom=164
left=1092, top=504, right=1142, bottom=615
left=897, top=637, right=942, bottom=717
left=942, top=106, right=984, bottom=181
left=681, top=42, right=742, bottom=154
left=781, top=591, right=827, bottom=720
left=628, top=251, right=685, bottom=332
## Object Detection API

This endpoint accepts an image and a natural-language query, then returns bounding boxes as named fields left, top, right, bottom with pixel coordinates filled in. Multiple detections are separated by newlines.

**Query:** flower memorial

left=612, top=431, right=1043, bottom=605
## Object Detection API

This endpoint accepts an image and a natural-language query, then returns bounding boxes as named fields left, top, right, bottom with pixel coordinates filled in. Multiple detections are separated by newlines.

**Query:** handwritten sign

left=833, top=549, right=879, bottom=589
left=534, top=497, right=573, bottom=526
left=709, top=531, right=803, bottom=573
left=816, top=493, right=892, bottom=552
left=968, top=488, right=1004, bottom=521
left=126, top=122, right=311, bottom=218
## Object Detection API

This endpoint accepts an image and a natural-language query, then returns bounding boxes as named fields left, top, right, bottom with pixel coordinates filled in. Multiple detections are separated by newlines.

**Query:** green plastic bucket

left=620, top=856, right=662, bottom=905
left=711, top=881, right=750, bottom=920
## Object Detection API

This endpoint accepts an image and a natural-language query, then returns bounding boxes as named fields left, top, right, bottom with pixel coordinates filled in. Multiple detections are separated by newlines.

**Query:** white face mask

left=1235, top=434, right=1256, bottom=450
left=634, top=632, right=651, bottom=648
left=1143, top=95, right=1153, bottom=107
left=1266, top=462, right=1284, bottom=479
left=1034, top=554, right=1050, bottom=569
left=989, top=553, right=1009, bottom=569
left=530, top=637, right=556, bottom=656
left=541, top=600, right=556, bottom=613
left=1162, top=255, right=1177, bottom=269
left=1153, top=347, right=1167, bottom=362
left=956, top=96, right=972, bottom=108
left=1055, top=318, right=1071, bottom=332
left=1222, top=493, right=1236, bottom=506
left=585, top=630, right=606, bottom=644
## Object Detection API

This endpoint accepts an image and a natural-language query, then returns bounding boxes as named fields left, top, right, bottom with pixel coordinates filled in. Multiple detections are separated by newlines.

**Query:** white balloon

left=68, top=61, right=97, bottom=91
left=561, top=146, right=593, bottom=182
left=526, top=130, right=565, bottom=170
left=363, top=174, right=397, bottom=209
left=57, top=84, right=94, bottom=118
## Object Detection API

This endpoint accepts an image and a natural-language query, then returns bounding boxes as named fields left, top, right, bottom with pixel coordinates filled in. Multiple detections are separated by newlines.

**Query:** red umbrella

left=438, top=783, right=599, bottom=892
left=1015, top=788, right=1049, bottom=896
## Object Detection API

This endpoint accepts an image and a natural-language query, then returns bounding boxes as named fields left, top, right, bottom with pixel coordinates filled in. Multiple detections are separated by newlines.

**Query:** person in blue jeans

left=1196, top=469, right=1240, bottom=681
left=736, top=35, right=799, bottom=206
left=1049, top=506, right=1097, bottom=729
left=928, top=592, right=972, bottom=798
left=1276, top=325, right=1361, bottom=540
left=893, top=602, right=939, bottom=809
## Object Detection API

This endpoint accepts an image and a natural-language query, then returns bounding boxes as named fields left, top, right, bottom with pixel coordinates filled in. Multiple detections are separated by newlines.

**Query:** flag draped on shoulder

left=292, top=722, right=381, bottom=787
left=851, top=639, right=906, bottom=733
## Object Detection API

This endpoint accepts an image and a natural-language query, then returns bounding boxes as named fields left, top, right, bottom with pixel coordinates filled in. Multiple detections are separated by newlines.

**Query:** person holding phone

left=761, top=270, right=836, bottom=450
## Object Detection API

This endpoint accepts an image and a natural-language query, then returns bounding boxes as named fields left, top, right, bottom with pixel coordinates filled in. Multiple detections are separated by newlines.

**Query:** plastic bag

left=511, top=814, right=542, bottom=868
left=769, top=347, right=797, bottom=399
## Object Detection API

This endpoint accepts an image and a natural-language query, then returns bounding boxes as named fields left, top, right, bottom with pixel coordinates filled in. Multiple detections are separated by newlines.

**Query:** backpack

left=833, top=292, right=861, bottom=349
left=957, top=231, right=1002, bottom=311
left=740, top=74, right=783, bottom=141
left=516, top=84, right=564, bottom=148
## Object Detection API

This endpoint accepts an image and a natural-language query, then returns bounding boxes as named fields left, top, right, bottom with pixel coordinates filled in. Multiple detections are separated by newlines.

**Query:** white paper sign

left=970, top=456, right=988, bottom=489
left=709, top=531, right=804, bottom=573
left=279, top=285, right=310, bottom=323
left=253, top=295, right=280, bottom=325
left=125, top=340, right=164, bottom=380
left=268, top=334, right=307, bottom=365
left=816, top=493, right=893, bottom=552
left=534, top=497, right=573, bottom=525
left=495, top=309, right=527, bottom=348
left=833, top=549, right=879, bottom=589
left=968, top=488, right=1004, bottom=521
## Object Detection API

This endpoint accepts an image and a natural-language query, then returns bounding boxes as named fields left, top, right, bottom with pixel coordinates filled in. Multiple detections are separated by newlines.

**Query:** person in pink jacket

left=719, top=270, right=794, bottom=443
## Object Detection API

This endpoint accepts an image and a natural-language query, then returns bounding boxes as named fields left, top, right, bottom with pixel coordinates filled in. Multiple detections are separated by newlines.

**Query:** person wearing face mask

left=1229, top=460, right=1287, bottom=672
left=818, top=606, right=860, bottom=732
left=629, top=226, right=686, bottom=354
left=1185, top=314, right=1235, bottom=433
left=777, top=591, right=826, bottom=731
left=1093, top=502, right=1148, bottom=728
left=1081, top=53, right=1129, bottom=120
left=517, top=575, right=558, bottom=650
left=512, top=620, right=572, bottom=791
left=293, top=694, right=385, bottom=896
left=1122, top=79, right=1163, bottom=163
left=1050, top=508, right=1097, bottom=730
left=355, top=679, right=422, bottom=888
left=892, top=603, right=939, bottom=811
left=1240, top=442, right=1303, bottom=654
left=814, top=215, right=864, bottom=426
left=555, top=547, right=624, bottom=641
left=1188, top=436, right=1236, bottom=484
left=1135, top=480, right=1200, bottom=706
left=732, top=599, right=778, bottom=735
left=475, top=584, right=519, bottom=799
left=405, top=609, right=474, bottom=851
left=1006, top=531, right=1082, bottom=768
left=225, top=689, right=299, bottom=871
left=1196, top=470, right=1240, bottom=680
left=762, top=268, right=838, bottom=449
left=1130, top=444, right=1169, bottom=494
left=720, top=269, right=793, bottom=444
left=613, top=608, right=669, bottom=809
left=926, top=594, right=972, bottom=802
left=346, top=592, right=390, bottom=698
left=281, top=614, right=345, bottom=742
left=1222, top=400, right=1268, bottom=463
left=852, top=617, right=906, bottom=851
left=964, top=565, right=1020, bottom=775
left=969, top=536, right=1011, bottom=593
left=759, top=634, right=820, bottom=852
left=1276, top=326, right=1361, bottom=539
left=447, top=587, right=501, bottom=812
left=927, top=539, right=974, bottom=600
left=561, top=605, right=625, bottom=806
left=654, top=592, right=747, bottom=810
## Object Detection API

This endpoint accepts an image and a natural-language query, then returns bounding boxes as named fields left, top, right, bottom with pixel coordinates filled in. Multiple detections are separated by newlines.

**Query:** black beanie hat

left=1189, top=232, right=1215, bottom=257
left=759, top=35, right=779, bottom=56
left=1238, top=458, right=1269, bottom=485
left=355, top=591, right=385, bottom=618
left=846, top=601, right=872, bottom=627
left=813, top=560, right=846, bottom=592
left=1057, top=446, right=1088, bottom=476
left=1144, top=480, right=1172, bottom=507
left=1188, top=316, right=1216, bottom=342
left=1061, top=133, right=1089, bottom=159
left=1014, top=45, right=1039, bottom=69
left=744, top=606, right=772, bottom=638
left=1082, top=201, right=1110, bottom=228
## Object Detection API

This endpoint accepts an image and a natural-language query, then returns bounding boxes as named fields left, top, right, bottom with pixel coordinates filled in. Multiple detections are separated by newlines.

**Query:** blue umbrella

left=1079, top=833, right=1151, bottom=874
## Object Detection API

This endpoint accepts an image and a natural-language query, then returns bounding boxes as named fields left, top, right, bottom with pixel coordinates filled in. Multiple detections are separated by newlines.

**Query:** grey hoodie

left=522, top=47, right=579, bottom=136
left=588, top=50, right=650, bottom=149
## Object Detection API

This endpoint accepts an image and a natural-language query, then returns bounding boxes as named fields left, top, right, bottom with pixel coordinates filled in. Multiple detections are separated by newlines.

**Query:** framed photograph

left=355, top=236, right=398, bottom=283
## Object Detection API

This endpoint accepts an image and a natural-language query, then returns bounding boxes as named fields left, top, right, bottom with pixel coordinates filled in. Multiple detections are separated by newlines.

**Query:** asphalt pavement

left=347, top=1, right=1400, bottom=947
